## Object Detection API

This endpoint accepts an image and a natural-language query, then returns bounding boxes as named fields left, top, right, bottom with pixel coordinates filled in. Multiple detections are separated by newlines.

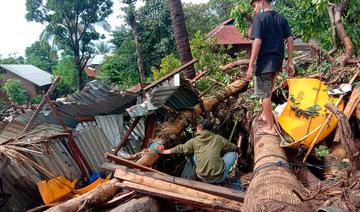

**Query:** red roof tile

left=208, top=19, right=252, bottom=45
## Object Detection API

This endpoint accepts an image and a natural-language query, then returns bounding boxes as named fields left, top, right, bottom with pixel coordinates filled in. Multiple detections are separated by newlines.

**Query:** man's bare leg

left=261, top=96, right=276, bottom=134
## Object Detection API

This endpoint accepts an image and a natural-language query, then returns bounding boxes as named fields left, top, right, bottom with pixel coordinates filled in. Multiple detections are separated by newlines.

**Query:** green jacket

left=170, top=130, right=237, bottom=182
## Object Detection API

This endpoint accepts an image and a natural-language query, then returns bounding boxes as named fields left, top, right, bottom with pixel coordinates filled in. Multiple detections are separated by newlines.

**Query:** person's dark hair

left=197, top=119, right=213, bottom=131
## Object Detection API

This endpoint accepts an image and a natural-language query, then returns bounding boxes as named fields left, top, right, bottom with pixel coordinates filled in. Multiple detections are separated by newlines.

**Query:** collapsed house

left=0, top=60, right=203, bottom=211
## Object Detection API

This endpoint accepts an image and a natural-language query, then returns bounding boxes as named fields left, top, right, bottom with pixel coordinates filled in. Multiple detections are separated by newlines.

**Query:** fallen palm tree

left=243, top=118, right=313, bottom=211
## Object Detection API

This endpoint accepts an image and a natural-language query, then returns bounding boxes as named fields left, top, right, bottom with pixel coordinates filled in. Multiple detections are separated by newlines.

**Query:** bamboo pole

left=303, top=67, right=360, bottom=162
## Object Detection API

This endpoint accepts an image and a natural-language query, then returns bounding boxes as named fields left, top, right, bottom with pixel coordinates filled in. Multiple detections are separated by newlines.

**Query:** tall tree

left=168, top=0, right=195, bottom=79
left=25, top=0, right=113, bottom=91
left=25, top=41, right=57, bottom=73
left=122, top=0, right=145, bottom=83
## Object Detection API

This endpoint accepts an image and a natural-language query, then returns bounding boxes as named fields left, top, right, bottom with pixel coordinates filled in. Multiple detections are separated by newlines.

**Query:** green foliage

left=31, top=95, right=43, bottom=104
left=0, top=54, right=25, bottom=64
left=26, top=0, right=113, bottom=89
left=151, top=54, right=181, bottom=80
left=2, top=79, right=28, bottom=105
left=315, top=145, right=330, bottom=160
left=190, top=32, right=236, bottom=91
left=232, top=0, right=360, bottom=56
left=231, top=1, right=252, bottom=37
left=183, top=2, right=227, bottom=39
left=94, top=41, right=112, bottom=54
left=53, top=56, right=77, bottom=96
left=98, top=54, right=139, bottom=89
left=110, top=0, right=176, bottom=80
left=25, top=41, right=57, bottom=73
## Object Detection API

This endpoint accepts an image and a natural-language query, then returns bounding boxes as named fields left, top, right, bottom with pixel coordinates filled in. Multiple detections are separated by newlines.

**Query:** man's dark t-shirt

left=250, top=11, right=292, bottom=76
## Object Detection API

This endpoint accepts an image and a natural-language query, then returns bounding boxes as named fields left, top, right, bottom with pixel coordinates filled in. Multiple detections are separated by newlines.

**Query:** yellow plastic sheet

left=278, top=78, right=344, bottom=148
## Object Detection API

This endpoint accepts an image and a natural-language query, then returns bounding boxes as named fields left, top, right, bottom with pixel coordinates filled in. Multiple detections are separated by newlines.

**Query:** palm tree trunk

left=129, top=16, right=146, bottom=84
left=126, top=1, right=145, bottom=83
left=168, top=0, right=195, bottom=79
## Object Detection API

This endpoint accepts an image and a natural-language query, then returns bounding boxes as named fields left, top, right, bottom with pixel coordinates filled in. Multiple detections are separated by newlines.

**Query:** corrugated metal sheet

left=95, top=114, right=124, bottom=147
left=94, top=114, right=145, bottom=155
left=0, top=64, right=52, bottom=86
left=126, top=73, right=199, bottom=117
left=0, top=137, right=83, bottom=210
left=74, top=122, right=113, bottom=173
left=49, top=81, right=138, bottom=128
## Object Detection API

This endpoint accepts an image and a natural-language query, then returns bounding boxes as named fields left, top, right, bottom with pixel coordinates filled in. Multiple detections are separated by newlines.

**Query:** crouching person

left=160, top=120, right=238, bottom=184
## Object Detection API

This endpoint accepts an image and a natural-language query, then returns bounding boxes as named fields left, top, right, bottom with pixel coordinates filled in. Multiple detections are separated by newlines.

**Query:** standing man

left=160, top=120, right=238, bottom=184
left=246, top=0, right=294, bottom=135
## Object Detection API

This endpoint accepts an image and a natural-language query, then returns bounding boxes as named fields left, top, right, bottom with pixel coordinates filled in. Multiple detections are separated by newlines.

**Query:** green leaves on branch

left=2, top=79, right=28, bottom=105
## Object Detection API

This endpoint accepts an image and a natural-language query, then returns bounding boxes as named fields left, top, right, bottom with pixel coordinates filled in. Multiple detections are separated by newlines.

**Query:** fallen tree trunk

left=46, top=179, right=121, bottom=212
left=243, top=118, right=312, bottom=211
left=137, top=79, right=248, bottom=167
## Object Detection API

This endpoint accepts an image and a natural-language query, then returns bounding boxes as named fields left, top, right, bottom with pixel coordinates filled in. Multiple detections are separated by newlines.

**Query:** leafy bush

left=151, top=53, right=181, bottom=80
left=52, top=56, right=77, bottom=96
left=98, top=54, right=140, bottom=89
left=31, top=95, right=43, bottom=104
left=2, top=79, right=28, bottom=105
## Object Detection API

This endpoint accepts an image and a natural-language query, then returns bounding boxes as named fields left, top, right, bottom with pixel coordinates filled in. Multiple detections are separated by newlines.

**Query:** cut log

left=114, top=168, right=242, bottom=208
left=46, top=179, right=121, bottom=212
left=333, top=88, right=360, bottom=142
left=102, top=162, right=244, bottom=202
left=119, top=181, right=242, bottom=211
left=244, top=118, right=312, bottom=211
left=325, top=103, right=360, bottom=176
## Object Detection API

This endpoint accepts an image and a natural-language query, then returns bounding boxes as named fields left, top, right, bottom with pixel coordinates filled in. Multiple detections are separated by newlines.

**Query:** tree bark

left=106, top=196, right=161, bottom=212
left=168, top=0, right=195, bottom=79
left=128, top=3, right=146, bottom=84
left=136, top=79, right=248, bottom=167
left=243, top=118, right=313, bottom=212
left=326, top=0, right=353, bottom=66
left=325, top=103, right=360, bottom=176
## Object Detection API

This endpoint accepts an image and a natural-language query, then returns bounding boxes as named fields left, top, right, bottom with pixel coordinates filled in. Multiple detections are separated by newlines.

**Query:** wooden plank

left=119, top=181, right=242, bottom=212
left=114, top=168, right=242, bottom=207
left=334, top=88, right=360, bottom=141
left=101, top=163, right=244, bottom=202
left=143, top=59, right=198, bottom=91
left=104, top=153, right=167, bottom=176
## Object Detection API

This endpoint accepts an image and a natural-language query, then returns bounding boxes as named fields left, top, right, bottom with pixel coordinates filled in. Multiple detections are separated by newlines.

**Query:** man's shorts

left=254, top=72, right=277, bottom=99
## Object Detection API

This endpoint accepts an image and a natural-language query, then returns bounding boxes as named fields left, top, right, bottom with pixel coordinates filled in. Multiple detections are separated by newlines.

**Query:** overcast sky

left=0, top=0, right=209, bottom=58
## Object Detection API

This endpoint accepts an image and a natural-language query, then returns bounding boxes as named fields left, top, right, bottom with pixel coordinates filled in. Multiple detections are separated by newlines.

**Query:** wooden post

left=244, top=118, right=312, bottom=211
left=113, top=117, right=141, bottom=155
left=21, top=76, right=60, bottom=134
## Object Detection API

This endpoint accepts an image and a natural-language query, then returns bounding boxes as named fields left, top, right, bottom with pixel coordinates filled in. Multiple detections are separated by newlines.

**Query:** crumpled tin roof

left=44, top=80, right=138, bottom=128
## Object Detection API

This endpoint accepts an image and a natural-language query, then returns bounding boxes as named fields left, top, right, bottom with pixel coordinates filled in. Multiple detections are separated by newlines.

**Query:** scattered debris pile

left=0, top=53, right=360, bottom=211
